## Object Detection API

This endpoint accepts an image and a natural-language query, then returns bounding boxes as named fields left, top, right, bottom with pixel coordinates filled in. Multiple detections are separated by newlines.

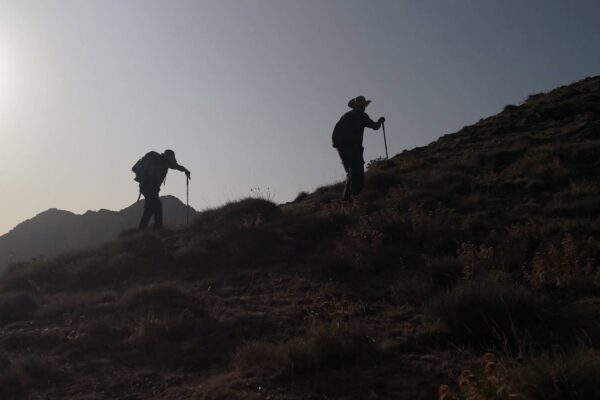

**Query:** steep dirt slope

left=1, top=76, right=599, bottom=400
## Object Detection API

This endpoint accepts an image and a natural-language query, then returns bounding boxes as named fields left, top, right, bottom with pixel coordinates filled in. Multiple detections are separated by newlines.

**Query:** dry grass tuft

left=233, top=322, right=377, bottom=377
left=426, top=279, right=543, bottom=351
left=194, top=198, right=281, bottom=233
left=0, top=293, right=38, bottom=324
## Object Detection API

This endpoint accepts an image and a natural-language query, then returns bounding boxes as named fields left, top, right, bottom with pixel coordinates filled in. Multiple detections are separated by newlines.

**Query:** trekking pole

left=186, top=177, right=190, bottom=226
left=382, top=121, right=389, bottom=160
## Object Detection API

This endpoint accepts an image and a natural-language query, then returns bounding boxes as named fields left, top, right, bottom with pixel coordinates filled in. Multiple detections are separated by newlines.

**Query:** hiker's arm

left=170, top=163, right=191, bottom=179
left=365, top=115, right=385, bottom=131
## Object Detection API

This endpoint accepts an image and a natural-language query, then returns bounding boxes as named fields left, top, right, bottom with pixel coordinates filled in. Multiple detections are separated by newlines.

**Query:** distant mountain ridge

left=0, top=195, right=197, bottom=270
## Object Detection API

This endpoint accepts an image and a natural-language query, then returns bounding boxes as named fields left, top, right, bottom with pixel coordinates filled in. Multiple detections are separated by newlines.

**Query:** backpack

left=332, top=119, right=344, bottom=148
left=132, top=151, right=161, bottom=183
left=332, top=111, right=355, bottom=148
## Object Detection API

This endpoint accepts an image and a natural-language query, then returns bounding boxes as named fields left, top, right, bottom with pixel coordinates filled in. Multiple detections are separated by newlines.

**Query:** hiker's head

left=163, top=149, right=176, bottom=162
left=348, top=96, right=371, bottom=111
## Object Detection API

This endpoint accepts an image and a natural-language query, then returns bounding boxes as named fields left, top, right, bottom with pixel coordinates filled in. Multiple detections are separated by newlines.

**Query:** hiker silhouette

left=332, top=96, right=385, bottom=200
left=132, top=149, right=191, bottom=230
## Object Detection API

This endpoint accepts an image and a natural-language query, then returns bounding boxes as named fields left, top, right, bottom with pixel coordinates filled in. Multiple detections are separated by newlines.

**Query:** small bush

left=426, top=279, right=543, bottom=350
left=526, top=92, right=545, bottom=102
left=424, top=256, right=463, bottom=288
left=233, top=323, right=377, bottom=376
left=109, top=232, right=167, bottom=260
left=406, top=205, right=455, bottom=244
left=0, top=293, right=38, bottom=324
left=364, top=170, right=403, bottom=193
left=391, top=275, right=434, bottom=305
left=123, top=283, right=190, bottom=314
left=64, top=320, right=126, bottom=357
left=0, top=373, right=27, bottom=400
left=440, top=348, right=600, bottom=400
left=0, top=331, right=62, bottom=352
left=294, top=191, right=309, bottom=202
left=0, top=251, right=89, bottom=293
left=456, top=242, right=495, bottom=280
left=38, top=290, right=117, bottom=319
left=527, top=233, right=599, bottom=289
left=512, top=348, right=600, bottom=400
left=127, top=312, right=232, bottom=368
left=14, top=355, right=64, bottom=388
left=195, top=198, right=281, bottom=233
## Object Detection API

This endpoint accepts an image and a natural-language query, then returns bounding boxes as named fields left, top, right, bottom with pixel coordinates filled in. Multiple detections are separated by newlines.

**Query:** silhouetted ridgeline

left=0, top=76, right=599, bottom=399
left=0, top=195, right=196, bottom=270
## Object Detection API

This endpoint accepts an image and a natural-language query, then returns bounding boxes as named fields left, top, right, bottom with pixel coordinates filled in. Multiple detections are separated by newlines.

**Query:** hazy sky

left=1, top=0, right=599, bottom=234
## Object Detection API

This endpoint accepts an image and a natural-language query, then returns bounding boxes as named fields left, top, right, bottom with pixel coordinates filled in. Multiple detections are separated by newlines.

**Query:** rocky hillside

left=0, top=195, right=197, bottom=271
left=0, top=76, right=599, bottom=400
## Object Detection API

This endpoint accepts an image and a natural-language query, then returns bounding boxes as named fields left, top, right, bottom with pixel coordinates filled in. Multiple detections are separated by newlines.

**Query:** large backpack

left=331, top=111, right=354, bottom=148
left=331, top=119, right=344, bottom=148
left=132, top=151, right=161, bottom=183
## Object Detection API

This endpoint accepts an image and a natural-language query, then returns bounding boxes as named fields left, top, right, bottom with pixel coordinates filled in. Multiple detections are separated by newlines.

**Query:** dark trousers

left=337, top=147, right=364, bottom=200
left=138, top=184, right=163, bottom=230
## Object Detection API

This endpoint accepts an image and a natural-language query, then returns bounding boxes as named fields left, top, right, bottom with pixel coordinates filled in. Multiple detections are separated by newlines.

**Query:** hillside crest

left=1, top=75, right=600, bottom=399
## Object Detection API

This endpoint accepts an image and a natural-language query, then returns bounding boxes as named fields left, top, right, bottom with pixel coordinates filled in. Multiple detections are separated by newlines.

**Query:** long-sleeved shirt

left=154, top=156, right=186, bottom=185
left=332, top=109, right=381, bottom=149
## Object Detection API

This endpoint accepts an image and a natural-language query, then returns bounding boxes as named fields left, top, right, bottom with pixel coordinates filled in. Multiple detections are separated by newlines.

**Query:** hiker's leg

left=138, top=188, right=153, bottom=230
left=337, top=148, right=352, bottom=200
left=140, top=186, right=160, bottom=230
left=353, top=164, right=365, bottom=195
left=350, top=150, right=365, bottom=195
left=153, top=198, right=163, bottom=229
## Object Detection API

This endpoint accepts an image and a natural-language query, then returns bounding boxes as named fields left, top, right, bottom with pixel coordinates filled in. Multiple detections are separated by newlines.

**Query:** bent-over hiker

left=332, top=96, right=385, bottom=200
left=132, top=149, right=191, bottom=230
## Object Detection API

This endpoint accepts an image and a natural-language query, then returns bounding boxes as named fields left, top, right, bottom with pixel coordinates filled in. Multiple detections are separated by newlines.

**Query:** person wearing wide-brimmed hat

left=332, top=96, right=385, bottom=200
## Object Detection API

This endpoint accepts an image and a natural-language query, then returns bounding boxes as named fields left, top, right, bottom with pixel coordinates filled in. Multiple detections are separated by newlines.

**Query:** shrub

left=0, top=293, right=37, bottom=324
left=13, top=355, right=64, bottom=388
left=426, top=279, right=543, bottom=351
left=0, top=251, right=90, bottom=293
left=0, top=330, right=62, bottom=352
left=0, top=373, right=27, bottom=400
left=127, top=311, right=232, bottom=368
left=194, top=198, right=281, bottom=233
left=423, top=256, right=463, bottom=288
left=122, top=283, right=190, bottom=314
left=496, top=220, right=551, bottom=273
left=406, top=205, right=455, bottom=245
left=211, top=227, right=285, bottom=269
left=511, top=348, right=600, bottom=400
left=37, top=290, right=117, bottom=319
left=335, top=219, right=384, bottom=269
left=527, top=233, right=599, bottom=289
left=233, top=323, right=377, bottom=376
left=294, top=191, right=309, bottom=202
left=366, top=157, right=393, bottom=171
left=456, top=242, right=495, bottom=280
left=391, top=275, right=434, bottom=306
left=109, top=232, right=167, bottom=260
left=64, top=320, right=126, bottom=357
left=443, top=349, right=600, bottom=400
left=313, top=182, right=345, bottom=198
left=526, top=92, right=545, bottom=102
left=364, top=170, right=403, bottom=193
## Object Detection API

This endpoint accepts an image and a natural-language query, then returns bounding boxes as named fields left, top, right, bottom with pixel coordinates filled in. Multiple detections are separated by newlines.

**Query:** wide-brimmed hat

left=348, top=96, right=371, bottom=109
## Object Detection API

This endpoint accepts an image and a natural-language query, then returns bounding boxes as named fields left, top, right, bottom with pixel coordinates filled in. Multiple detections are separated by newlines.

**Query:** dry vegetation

left=1, top=76, right=600, bottom=399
